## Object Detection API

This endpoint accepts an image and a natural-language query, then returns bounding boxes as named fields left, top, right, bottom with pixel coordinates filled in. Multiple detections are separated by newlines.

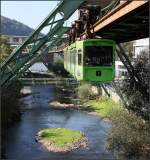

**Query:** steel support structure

left=1, top=0, right=85, bottom=88
left=116, top=44, right=149, bottom=102
left=101, top=84, right=110, bottom=97
left=111, top=80, right=128, bottom=107
left=5, top=27, right=70, bottom=87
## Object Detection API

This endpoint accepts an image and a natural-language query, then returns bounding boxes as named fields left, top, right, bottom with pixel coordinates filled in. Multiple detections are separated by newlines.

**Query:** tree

left=121, top=49, right=150, bottom=120
left=48, top=59, right=70, bottom=77
left=0, top=36, right=12, bottom=63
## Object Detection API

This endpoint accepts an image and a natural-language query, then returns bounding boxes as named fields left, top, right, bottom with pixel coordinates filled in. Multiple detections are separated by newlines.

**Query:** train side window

left=78, top=54, right=82, bottom=65
left=78, top=49, right=82, bottom=52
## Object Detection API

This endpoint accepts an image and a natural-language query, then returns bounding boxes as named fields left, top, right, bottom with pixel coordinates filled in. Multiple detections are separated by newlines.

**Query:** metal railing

left=19, top=77, right=79, bottom=86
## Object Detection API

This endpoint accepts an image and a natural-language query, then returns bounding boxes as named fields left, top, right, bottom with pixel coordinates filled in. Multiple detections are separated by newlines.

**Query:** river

left=4, top=85, right=115, bottom=160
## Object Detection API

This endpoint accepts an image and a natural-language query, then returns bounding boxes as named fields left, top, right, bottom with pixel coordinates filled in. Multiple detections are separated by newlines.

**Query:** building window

left=118, top=65, right=125, bottom=69
left=13, top=37, right=19, bottom=43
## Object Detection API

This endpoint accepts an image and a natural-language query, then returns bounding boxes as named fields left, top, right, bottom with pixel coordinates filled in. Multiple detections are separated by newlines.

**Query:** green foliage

left=0, top=36, right=12, bottom=63
left=107, top=109, right=150, bottom=159
left=77, top=82, right=102, bottom=102
left=77, top=83, right=92, bottom=100
left=40, top=128, right=83, bottom=147
left=87, top=96, right=150, bottom=159
left=48, top=59, right=70, bottom=77
left=87, top=96, right=121, bottom=118
left=1, top=81, right=22, bottom=126
left=121, top=49, right=150, bottom=120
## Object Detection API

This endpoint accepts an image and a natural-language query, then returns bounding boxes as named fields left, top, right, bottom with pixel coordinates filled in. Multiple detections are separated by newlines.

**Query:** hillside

left=1, top=16, right=34, bottom=36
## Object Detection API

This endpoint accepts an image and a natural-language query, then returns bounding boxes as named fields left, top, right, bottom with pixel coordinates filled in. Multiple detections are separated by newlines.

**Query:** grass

left=86, top=96, right=122, bottom=118
left=39, top=128, right=83, bottom=147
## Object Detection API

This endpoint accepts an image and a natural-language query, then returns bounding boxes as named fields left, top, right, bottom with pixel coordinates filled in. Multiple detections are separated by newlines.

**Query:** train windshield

left=85, top=46, right=113, bottom=66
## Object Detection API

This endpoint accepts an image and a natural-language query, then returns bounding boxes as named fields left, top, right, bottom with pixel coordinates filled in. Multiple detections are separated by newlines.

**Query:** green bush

left=77, top=83, right=92, bottom=101
left=0, top=36, right=12, bottom=63
left=107, top=109, right=150, bottom=159
left=77, top=82, right=102, bottom=101
left=48, top=59, right=70, bottom=77
left=87, top=96, right=121, bottom=118
left=86, top=95, right=149, bottom=159
left=121, top=49, right=150, bottom=120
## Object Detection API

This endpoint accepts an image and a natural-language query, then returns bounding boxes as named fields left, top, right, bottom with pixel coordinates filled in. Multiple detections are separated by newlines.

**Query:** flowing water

left=4, top=85, right=115, bottom=160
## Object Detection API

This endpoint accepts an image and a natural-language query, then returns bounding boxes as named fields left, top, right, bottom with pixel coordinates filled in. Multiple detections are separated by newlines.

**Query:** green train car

left=64, top=39, right=116, bottom=82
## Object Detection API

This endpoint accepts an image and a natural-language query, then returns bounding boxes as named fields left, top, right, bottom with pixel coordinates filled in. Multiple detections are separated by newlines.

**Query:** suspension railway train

left=63, top=39, right=116, bottom=82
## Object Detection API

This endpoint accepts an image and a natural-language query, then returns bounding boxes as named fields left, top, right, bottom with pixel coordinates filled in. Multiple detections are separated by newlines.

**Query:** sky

left=1, top=1, right=78, bottom=33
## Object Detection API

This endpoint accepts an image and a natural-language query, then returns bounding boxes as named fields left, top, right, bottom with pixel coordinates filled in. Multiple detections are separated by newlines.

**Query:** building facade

left=115, top=61, right=127, bottom=79
left=4, top=35, right=28, bottom=46
left=133, top=38, right=149, bottom=58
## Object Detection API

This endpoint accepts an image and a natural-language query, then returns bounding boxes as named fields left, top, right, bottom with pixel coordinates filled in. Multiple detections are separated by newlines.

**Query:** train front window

left=85, top=46, right=113, bottom=66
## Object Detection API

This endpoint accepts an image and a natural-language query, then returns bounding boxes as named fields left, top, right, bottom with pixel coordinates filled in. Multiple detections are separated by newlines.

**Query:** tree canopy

left=0, top=36, right=12, bottom=63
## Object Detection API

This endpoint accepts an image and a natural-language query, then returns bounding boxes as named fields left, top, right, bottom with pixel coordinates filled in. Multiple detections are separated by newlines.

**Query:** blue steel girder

left=1, top=0, right=85, bottom=88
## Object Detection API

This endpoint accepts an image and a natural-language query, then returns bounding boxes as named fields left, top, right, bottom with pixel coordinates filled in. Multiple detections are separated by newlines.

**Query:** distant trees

left=0, top=36, right=12, bottom=63
left=48, top=59, right=70, bottom=77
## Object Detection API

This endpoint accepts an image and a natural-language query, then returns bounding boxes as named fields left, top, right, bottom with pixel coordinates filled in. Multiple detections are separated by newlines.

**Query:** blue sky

left=1, top=1, right=78, bottom=33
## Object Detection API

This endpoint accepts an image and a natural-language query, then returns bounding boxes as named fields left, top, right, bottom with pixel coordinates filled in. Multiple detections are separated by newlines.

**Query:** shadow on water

left=4, top=85, right=115, bottom=160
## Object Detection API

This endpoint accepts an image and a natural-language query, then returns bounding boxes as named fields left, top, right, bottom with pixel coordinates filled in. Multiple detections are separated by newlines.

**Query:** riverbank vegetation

left=75, top=82, right=150, bottom=159
left=1, top=36, right=22, bottom=126
left=1, top=35, right=23, bottom=159
left=36, top=128, right=88, bottom=152
left=107, top=108, right=150, bottom=159
left=1, top=81, right=22, bottom=158
left=86, top=96, right=150, bottom=159
left=48, top=77, right=150, bottom=158
left=77, top=82, right=101, bottom=101
left=0, top=36, right=12, bottom=63
left=86, top=96, right=121, bottom=118
left=48, top=59, right=70, bottom=77
left=123, top=50, right=149, bottom=120
left=1, top=81, right=22, bottom=126
left=50, top=66, right=150, bottom=160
